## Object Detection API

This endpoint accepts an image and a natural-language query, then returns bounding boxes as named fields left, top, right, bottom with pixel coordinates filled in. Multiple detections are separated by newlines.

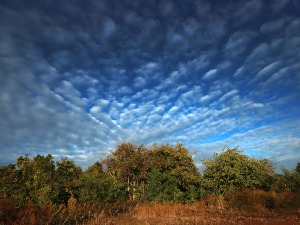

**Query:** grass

left=83, top=193, right=300, bottom=225
left=1, top=190, right=300, bottom=224
left=83, top=202, right=300, bottom=225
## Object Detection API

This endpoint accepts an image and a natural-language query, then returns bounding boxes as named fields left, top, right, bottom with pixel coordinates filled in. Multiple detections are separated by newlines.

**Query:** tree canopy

left=202, top=147, right=274, bottom=194
left=1, top=143, right=299, bottom=209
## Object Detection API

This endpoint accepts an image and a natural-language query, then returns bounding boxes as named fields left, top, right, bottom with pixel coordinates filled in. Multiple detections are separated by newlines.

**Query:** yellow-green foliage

left=202, top=147, right=274, bottom=193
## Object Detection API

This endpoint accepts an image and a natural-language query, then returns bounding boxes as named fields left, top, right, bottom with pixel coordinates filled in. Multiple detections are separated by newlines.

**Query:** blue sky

left=0, top=0, right=299, bottom=170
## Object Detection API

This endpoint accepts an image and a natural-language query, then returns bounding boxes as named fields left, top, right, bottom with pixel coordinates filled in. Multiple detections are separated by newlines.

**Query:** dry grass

left=1, top=190, right=300, bottom=225
left=83, top=201, right=300, bottom=225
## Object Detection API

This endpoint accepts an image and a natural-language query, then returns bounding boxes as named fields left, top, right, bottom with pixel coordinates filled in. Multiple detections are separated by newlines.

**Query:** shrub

left=225, top=189, right=300, bottom=212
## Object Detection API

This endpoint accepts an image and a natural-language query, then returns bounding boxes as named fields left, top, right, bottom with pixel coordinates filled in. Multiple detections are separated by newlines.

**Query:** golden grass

left=1, top=190, right=299, bottom=225
left=83, top=201, right=300, bottom=225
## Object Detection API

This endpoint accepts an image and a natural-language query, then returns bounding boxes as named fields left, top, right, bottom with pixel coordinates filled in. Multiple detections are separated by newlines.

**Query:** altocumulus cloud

left=0, top=0, right=299, bottom=170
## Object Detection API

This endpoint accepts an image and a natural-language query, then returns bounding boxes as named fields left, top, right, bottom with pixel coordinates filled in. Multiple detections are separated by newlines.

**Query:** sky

left=0, top=0, right=299, bottom=171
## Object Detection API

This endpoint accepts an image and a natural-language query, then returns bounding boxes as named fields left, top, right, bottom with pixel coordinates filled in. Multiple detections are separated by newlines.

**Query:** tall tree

left=55, top=157, right=82, bottom=204
left=78, top=163, right=126, bottom=205
left=16, top=154, right=57, bottom=205
left=101, top=143, right=150, bottom=200
left=146, top=143, right=202, bottom=202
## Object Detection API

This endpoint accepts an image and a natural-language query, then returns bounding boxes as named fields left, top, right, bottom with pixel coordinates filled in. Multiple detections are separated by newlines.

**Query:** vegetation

left=202, top=147, right=274, bottom=193
left=0, top=143, right=299, bottom=224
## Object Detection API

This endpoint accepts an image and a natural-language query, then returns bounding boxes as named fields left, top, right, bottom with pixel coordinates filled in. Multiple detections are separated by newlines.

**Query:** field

left=83, top=191, right=300, bottom=225
left=1, top=192, right=300, bottom=225
left=84, top=202, right=300, bottom=225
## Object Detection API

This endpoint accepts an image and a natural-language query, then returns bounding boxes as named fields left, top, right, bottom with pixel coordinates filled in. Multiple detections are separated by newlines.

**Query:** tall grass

left=83, top=190, right=300, bottom=225
left=225, top=189, right=300, bottom=212
left=1, top=190, right=299, bottom=225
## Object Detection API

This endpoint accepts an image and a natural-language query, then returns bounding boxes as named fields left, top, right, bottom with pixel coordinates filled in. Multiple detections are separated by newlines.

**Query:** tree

left=101, top=142, right=202, bottom=202
left=78, top=169, right=126, bottom=206
left=146, top=143, right=202, bottom=202
left=202, top=147, right=274, bottom=194
left=296, top=162, right=300, bottom=173
left=85, top=162, right=103, bottom=176
left=55, top=157, right=82, bottom=204
left=275, top=164, right=300, bottom=192
left=16, top=154, right=57, bottom=205
left=101, top=143, right=150, bottom=201
left=0, top=164, right=18, bottom=199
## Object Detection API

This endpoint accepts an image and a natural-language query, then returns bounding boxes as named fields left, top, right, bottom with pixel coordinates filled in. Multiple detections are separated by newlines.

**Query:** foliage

left=0, top=164, right=18, bottom=199
left=272, top=167, right=300, bottom=192
left=101, top=143, right=150, bottom=201
left=55, top=157, right=82, bottom=204
left=202, top=147, right=274, bottom=194
left=145, top=143, right=202, bottom=202
left=1, top=143, right=300, bottom=224
left=15, top=154, right=57, bottom=205
left=78, top=170, right=126, bottom=206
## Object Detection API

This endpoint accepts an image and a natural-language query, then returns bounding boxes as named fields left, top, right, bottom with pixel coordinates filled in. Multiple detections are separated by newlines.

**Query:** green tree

left=85, top=162, right=103, bottom=176
left=276, top=165, right=300, bottom=192
left=0, top=164, right=18, bottom=199
left=101, top=143, right=150, bottom=201
left=55, top=157, right=82, bottom=204
left=146, top=143, right=202, bottom=202
left=16, top=154, right=57, bottom=205
left=202, top=147, right=274, bottom=194
left=78, top=166, right=126, bottom=206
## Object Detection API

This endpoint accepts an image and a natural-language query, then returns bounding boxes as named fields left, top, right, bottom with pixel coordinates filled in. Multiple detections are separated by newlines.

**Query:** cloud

left=219, top=90, right=239, bottom=103
left=203, top=69, right=218, bottom=80
left=117, top=86, right=133, bottom=95
left=250, top=61, right=281, bottom=83
left=271, top=0, right=290, bottom=13
left=0, top=0, right=299, bottom=172
left=133, top=76, right=147, bottom=88
left=223, top=31, right=257, bottom=60
left=260, top=18, right=286, bottom=34
left=90, top=106, right=101, bottom=114
left=200, top=90, right=222, bottom=103
left=233, top=0, right=263, bottom=26
left=102, top=17, right=117, bottom=39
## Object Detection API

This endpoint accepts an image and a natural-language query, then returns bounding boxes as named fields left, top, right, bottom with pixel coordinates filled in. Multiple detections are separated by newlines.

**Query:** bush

left=225, top=189, right=300, bottom=212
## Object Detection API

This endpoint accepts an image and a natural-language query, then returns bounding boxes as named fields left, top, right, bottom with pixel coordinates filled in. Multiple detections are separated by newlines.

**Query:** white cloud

left=248, top=43, right=269, bottom=62
left=233, top=66, right=245, bottom=78
left=90, top=106, right=101, bottom=113
left=203, top=69, right=218, bottom=80
left=134, top=76, right=147, bottom=88
left=224, top=31, right=257, bottom=59
left=250, top=61, right=281, bottom=83
left=218, top=89, right=239, bottom=103
left=200, top=95, right=210, bottom=103
left=249, top=103, right=264, bottom=108
left=156, top=71, right=181, bottom=91
left=117, top=86, right=133, bottom=95
left=261, top=67, right=289, bottom=87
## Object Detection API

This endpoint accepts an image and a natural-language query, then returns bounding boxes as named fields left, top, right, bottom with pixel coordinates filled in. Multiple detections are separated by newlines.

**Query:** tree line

left=1, top=142, right=299, bottom=207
